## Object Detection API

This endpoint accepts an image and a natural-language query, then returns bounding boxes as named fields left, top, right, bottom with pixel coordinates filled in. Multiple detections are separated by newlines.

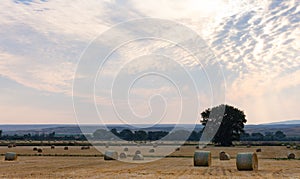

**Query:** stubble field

left=0, top=145, right=299, bottom=178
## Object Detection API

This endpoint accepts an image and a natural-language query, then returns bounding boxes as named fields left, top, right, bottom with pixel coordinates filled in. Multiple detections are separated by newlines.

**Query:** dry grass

left=1, top=145, right=299, bottom=159
left=0, top=146, right=299, bottom=178
left=0, top=157, right=299, bottom=178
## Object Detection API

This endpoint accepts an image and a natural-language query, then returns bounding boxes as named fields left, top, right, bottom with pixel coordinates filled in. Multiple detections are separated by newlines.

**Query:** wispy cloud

left=0, top=0, right=299, bottom=123
left=207, top=0, right=300, bottom=99
left=0, top=51, right=76, bottom=94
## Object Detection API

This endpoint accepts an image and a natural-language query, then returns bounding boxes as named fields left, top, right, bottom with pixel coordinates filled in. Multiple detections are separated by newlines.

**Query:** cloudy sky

left=0, top=0, right=299, bottom=124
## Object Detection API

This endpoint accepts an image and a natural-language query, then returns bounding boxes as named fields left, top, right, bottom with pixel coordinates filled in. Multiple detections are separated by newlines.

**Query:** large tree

left=201, top=104, right=247, bottom=146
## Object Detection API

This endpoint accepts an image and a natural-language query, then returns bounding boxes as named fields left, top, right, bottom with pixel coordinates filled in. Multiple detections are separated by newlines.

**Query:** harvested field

left=0, top=146, right=299, bottom=178
left=0, top=157, right=299, bottom=178
left=1, top=145, right=299, bottom=158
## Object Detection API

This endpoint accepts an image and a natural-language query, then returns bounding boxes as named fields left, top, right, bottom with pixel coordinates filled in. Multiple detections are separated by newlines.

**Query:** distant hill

left=245, top=124, right=300, bottom=137
left=0, top=124, right=64, bottom=131
left=0, top=124, right=203, bottom=136
left=262, top=120, right=300, bottom=125
left=1, top=122, right=300, bottom=137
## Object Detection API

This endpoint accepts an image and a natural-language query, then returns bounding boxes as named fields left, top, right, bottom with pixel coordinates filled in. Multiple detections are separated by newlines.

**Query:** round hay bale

left=5, top=152, right=17, bottom=161
left=256, top=148, right=262, bottom=152
left=247, top=145, right=251, bottom=148
left=135, top=150, right=141, bottom=155
left=288, top=153, right=295, bottom=159
left=64, top=146, right=69, bottom=150
left=7, top=144, right=13, bottom=148
left=12, top=144, right=16, bottom=147
left=196, top=146, right=199, bottom=149
left=124, top=147, right=129, bottom=152
left=133, top=154, right=144, bottom=160
left=104, top=150, right=118, bottom=160
left=149, top=149, right=155, bottom=153
left=236, top=152, right=258, bottom=171
left=286, top=145, right=291, bottom=149
left=224, top=153, right=231, bottom=160
left=293, top=146, right=297, bottom=149
left=194, top=151, right=211, bottom=167
left=119, top=152, right=127, bottom=159
left=33, top=147, right=38, bottom=151
left=219, top=151, right=230, bottom=160
left=153, top=143, right=158, bottom=148
left=51, top=145, right=55, bottom=149
left=175, top=148, right=180, bottom=151
left=37, top=148, right=43, bottom=153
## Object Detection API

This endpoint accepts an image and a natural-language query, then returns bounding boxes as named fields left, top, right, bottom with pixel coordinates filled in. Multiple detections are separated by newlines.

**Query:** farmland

left=0, top=145, right=299, bottom=178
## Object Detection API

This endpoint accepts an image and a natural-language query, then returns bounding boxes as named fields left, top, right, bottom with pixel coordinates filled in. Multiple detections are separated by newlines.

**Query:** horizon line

left=0, top=122, right=299, bottom=126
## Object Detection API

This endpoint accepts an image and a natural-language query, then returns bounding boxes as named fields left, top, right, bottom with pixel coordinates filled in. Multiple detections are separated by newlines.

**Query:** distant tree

left=93, top=129, right=115, bottom=140
left=264, top=132, right=274, bottom=141
left=251, top=132, right=264, bottom=140
left=119, top=129, right=134, bottom=141
left=188, top=131, right=201, bottom=141
left=201, top=104, right=247, bottom=146
left=0, top=130, right=2, bottom=139
left=148, top=131, right=169, bottom=141
left=274, top=130, right=286, bottom=139
left=24, top=133, right=31, bottom=139
left=110, top=128, right=119, bottom=137
left=134, top=130, right=148, bottom=141
left=48, top=132, right=55, bottom=139
left=240, top=132, right=250, bottom=140
left=165, top=130, right=191, bottom=141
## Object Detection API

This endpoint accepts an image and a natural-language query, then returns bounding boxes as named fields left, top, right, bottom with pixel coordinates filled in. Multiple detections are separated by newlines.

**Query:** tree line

left=1, top=104, right=298, bottom=145
left=240, top=131, right=299, bottom=141
left=92, top=128, right=203, bottom=141
left=91, top=104, right=250, bottom=145
left=0, top=129, right=298, bottom=143
left=0, top=131, right=88, bottom=141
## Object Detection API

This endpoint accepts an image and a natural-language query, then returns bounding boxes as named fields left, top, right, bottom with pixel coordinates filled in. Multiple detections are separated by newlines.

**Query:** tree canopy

left=201, top=104, right=247, bottom=146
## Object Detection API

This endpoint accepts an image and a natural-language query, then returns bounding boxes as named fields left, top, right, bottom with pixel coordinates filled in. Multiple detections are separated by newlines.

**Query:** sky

left=0, top=0, right=299, bottom=125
